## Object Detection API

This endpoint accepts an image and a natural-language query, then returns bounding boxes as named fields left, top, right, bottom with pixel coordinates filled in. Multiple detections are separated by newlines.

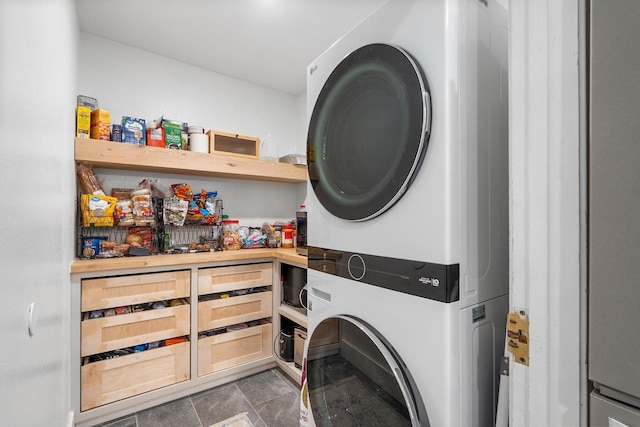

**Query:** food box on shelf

left=76, top=105, right=91, bottom=139
left=163, top=121, right=183, bottom=149
left=90, top=109, right=111, bottom=141
left=121, top=116, right=146, bottom=145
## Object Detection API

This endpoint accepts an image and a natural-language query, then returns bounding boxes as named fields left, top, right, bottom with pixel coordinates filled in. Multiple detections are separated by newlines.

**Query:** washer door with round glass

left=307, top=43, right=432, bottom=221
left=303, top=316, right=429, bottom=427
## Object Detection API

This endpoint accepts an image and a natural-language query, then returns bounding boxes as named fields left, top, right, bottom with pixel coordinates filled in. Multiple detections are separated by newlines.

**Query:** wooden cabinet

left=197, top=263, right=273, bottom=377
left=72, top=136, right=309, bottom=425
left=79, top=270, right=191, bottom=411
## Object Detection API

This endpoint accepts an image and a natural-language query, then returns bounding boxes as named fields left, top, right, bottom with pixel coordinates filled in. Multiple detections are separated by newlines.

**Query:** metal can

left=111, top=124, right=122, bottom=142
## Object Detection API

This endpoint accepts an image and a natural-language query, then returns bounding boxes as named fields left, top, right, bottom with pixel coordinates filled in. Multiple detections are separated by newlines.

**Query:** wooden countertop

left=70, top=247, right=307, bottom=274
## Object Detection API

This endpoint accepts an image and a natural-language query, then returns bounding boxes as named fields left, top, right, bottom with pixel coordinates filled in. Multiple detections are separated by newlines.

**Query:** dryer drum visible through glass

left=307, top=43, right=432, bottom=221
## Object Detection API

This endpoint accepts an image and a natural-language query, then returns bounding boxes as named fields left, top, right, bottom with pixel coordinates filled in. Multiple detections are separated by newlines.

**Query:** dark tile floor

left=95, top=368, right=301, bottom=427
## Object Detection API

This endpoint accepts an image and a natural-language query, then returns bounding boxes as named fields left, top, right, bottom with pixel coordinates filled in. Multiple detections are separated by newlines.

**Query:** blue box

left=121, top=116, right=146, bottom=145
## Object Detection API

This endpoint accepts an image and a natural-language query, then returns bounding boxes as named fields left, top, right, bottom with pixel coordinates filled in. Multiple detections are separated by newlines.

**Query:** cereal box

left=121, top=116, right=146, bottom=145
left=90, top=109, right=111, bottom=141
left=76, top=105, right=91, bottom=138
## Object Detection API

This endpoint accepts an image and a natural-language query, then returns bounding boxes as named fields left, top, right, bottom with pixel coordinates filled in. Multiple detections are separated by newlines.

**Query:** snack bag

left=81, top=194, right=117, bottom=227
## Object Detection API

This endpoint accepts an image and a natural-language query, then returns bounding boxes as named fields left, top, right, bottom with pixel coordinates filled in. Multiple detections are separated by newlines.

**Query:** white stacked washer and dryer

left=299, top=0, right=509, bottom=426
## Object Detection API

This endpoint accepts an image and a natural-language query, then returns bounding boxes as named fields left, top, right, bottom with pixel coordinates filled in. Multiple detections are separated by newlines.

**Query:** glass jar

left=282, top=225, right=294, bottom=248
left=222, top=219, right=241, bottom=250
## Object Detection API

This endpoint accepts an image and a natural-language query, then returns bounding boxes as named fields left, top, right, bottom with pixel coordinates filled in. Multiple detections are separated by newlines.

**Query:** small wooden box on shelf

left=207, top=130, right=260, bottom=159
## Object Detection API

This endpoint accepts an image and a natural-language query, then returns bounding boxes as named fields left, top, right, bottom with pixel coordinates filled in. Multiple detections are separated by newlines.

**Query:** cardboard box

left=207, top=130, right=260, bottom=159
left=90, top=109, right=111, bottom=141
left=76, top=105, right=91, bottom=139
left=121, top=116, right=146, bottom=145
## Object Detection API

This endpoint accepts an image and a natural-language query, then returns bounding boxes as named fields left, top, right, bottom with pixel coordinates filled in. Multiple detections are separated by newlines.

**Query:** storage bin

left=197, top=321, right=271, bottom=376
left=198, top=291, right=272, bottom=331
left=198, top=263, right=272, bottom=295
left=81, top=270, right=190, bottom=311
left=81, top=341, right=190, bottom=411
left=81, top=304, right=190, bottom=356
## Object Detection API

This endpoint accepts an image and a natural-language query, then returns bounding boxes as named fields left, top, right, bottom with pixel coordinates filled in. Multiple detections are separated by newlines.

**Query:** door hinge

left=507, top=309, right=529, bottom=366
left=501, top=356, right=510, bottom=376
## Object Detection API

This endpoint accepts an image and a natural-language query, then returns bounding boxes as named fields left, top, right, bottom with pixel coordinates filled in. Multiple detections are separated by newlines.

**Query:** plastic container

left=222, top=219, right=241, bottom=250
left=189, top=133, right=209, bottom=153
left=282, top=225, right=294, bottom=248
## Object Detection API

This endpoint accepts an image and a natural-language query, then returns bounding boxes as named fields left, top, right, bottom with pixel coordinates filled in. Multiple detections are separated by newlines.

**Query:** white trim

left=508, top=0, right=583, bottom=425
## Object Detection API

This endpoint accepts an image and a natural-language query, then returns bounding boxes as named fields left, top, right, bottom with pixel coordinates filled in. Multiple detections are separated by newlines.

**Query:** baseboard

left=67, top=411, right=75, bottom=427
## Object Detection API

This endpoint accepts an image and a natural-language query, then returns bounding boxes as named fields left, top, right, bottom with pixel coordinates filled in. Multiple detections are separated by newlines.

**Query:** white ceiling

left=76, top=0, right=388, bottom=96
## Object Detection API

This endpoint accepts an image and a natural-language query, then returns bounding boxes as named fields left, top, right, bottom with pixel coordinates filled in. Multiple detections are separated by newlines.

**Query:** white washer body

left=305, top=0, right=509, bottom=308
left=303, top=270, right=509, bottom=427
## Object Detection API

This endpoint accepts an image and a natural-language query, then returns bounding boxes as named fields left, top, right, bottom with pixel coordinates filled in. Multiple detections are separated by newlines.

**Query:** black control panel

left=308, top=246, right=459, bottom=303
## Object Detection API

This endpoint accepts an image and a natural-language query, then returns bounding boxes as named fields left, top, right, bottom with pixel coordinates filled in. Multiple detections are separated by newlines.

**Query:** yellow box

left=207, top=130, right=260, bottom=159
left=90, top=109, right=111, bottom=141
left=76, top=105, right=91, bottom=139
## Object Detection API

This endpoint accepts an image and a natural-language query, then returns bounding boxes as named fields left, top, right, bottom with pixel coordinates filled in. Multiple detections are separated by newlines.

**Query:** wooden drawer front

left=82, top=270, right=190, bottom=312
left=81, top=305, right=190, bottom=357
left=198, top=263, right=272, bottom=295
left=81, top=341, right=189, bottom=411
left=197, top=323, right=271, bottom=376
left=198, top=291, right=272, bottom=332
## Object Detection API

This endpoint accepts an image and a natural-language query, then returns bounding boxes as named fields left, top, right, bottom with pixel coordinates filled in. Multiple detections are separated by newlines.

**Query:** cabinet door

left=82, top=270, right=190, bottom=311
left=198, top=263, right=272, bottom=295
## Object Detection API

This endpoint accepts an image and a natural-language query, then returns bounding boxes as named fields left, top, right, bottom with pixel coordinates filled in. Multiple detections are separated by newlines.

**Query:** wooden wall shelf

left=75, top=138, right=307, bottom=183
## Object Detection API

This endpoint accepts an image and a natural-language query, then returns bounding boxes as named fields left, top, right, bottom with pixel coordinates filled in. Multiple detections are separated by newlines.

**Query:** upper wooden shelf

left=75, top=138, right=307, bottom=183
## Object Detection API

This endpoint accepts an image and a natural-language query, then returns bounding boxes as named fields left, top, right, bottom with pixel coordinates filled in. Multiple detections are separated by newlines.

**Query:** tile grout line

left=187, top=395, right=204, bottom=427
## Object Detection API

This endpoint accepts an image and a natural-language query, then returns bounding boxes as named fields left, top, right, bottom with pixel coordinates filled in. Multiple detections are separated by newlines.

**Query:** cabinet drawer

left=81, top=305, right=190, bottom=357
left=81, top=341, right=190, bottom=411
left=197, top=322, right=271, bottom=376
left=198, top=263, right=272, bottom=295
left=198, top=291, right=272, bottom=332
left=82, top=270, right=190, bottom=312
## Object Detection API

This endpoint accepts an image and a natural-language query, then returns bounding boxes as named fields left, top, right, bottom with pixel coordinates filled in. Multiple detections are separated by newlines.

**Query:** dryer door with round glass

left=307, top=43, right=432, bottom=221
left=302, top=316, right=429, bottom=427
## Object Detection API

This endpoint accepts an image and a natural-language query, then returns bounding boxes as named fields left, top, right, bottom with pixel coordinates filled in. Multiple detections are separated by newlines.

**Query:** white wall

left=78, top=33, right=307, bottom=225
left=0, top=0, right=77, bottom=425
left=508, top=0, right=583, bottom=425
